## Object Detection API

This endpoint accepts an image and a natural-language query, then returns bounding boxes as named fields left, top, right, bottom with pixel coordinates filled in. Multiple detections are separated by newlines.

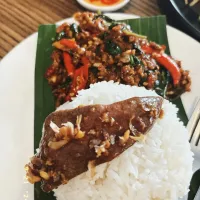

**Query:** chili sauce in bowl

left=77, top=0, right=130, bottom=11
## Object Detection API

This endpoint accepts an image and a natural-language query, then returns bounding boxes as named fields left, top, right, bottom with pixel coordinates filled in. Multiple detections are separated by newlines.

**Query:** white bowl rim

left=76, top=0, right=130, bottom=12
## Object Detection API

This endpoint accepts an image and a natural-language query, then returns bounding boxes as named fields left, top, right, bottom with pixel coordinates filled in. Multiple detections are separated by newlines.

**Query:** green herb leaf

left=105, top=40, right=122, bottom=56
left=130, top=55, right=134, bottom=66
left=154, top=68, right=170, bottom=97
left=130, top=55, right=141, bottom=66
left=132, top=43, right=142, bottom=55
left=70, top=23, right=80, bottom=36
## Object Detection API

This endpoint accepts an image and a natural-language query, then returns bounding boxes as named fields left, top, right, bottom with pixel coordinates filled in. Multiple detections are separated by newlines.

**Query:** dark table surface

left=159, top=0, right=200, bottom=43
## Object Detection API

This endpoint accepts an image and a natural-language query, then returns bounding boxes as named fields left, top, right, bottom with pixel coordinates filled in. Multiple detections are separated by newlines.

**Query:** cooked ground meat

left=25, top=96, right=163, bottom=192
left=45, top=12, right=191, bottom=107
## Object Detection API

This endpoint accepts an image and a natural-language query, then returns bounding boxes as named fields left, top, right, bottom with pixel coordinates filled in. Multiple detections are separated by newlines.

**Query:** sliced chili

left=60, top=39, right=78, bottom=49
left=63, top=52, right=75, bottom=78
left=81, top=56, right=89, bottom=80
left=141, top=45, right=181, bottom=85
left=141, top=45, right=154, bottom=54
left=65, top=67, right=87, bottom=101
left=154, top=53, right=181, bottom=85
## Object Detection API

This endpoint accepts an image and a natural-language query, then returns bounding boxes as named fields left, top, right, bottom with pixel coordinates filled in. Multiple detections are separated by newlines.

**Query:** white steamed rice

left=55, top=81, right=193, bottom=200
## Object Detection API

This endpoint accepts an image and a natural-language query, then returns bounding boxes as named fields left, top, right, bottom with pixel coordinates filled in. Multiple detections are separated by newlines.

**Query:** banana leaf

left=34, top=25, right=56, bottom=200
left=34, top=16, right=188, bottom=200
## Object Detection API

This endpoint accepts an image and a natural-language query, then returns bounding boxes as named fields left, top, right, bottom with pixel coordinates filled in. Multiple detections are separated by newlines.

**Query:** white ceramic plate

left=0, top=13, right=199, bottom=200
left=76, top=0, right=130, bottom=12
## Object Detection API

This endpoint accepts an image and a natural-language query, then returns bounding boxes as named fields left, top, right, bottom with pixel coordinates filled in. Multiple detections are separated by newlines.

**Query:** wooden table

left=0, top=0, right=161, bottom=59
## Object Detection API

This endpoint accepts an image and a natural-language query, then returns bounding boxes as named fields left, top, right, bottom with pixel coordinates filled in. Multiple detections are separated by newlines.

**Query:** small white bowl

left=76, top=0, right=130, bottom=12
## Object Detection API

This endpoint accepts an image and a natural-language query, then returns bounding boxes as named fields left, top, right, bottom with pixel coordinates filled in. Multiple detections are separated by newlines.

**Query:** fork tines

left=187, top=97, right=200, bottom=147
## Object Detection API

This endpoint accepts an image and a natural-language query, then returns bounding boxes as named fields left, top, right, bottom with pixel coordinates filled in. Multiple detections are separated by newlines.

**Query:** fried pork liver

left=25, top=96, right=163, bottom=192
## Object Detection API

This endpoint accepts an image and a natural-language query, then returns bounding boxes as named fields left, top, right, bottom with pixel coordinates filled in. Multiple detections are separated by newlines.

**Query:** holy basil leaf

left=130, top=55, right=141, bottom=66
left=70, top=23, right=80, bottom=36
left=105, top=40, right=121, bottom=56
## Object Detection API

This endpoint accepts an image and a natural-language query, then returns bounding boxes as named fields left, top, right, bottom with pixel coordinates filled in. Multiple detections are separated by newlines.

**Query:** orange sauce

left=84, top=0, right=123, bottom=6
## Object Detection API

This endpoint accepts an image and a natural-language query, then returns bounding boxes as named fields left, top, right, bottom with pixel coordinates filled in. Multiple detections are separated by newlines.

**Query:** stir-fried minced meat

left=45, top=12, right=191, bottom=107
left=25, top=96, right=163, bottom=192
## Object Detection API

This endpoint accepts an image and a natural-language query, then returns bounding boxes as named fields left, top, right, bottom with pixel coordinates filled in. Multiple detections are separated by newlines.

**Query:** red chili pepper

left=154, top=53, right=181, bottom=85
left=141, top=45, right=181, bottom=85
left=65, top=56, right=90, bottom=101
left=60, top=39, right=78, bottom=49
left=101, top=0, right=120, bottom=5
left=81, top=56, right=89, bottom=80
left=141, top=45, right=154, bottom=54
left=72, top=68, right=86, bottom=91
left=65, top=68, right=86, bottom=101
left=76, top=72, right=87, bottom=90
left=63, top=52, right=75, bottom=78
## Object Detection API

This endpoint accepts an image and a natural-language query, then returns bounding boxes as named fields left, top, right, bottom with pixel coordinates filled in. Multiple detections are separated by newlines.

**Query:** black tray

left=158, top=0, right=200, bottom=42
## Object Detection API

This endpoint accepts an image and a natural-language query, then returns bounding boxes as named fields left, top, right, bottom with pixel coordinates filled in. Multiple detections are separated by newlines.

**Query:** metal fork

left=187, top=97, right=200, bottom=162
left=187, top=97, right=200, bottom=200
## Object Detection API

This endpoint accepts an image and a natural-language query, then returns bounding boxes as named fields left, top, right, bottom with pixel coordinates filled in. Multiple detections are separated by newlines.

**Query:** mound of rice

left=55, top=81, right=193, bottom=200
